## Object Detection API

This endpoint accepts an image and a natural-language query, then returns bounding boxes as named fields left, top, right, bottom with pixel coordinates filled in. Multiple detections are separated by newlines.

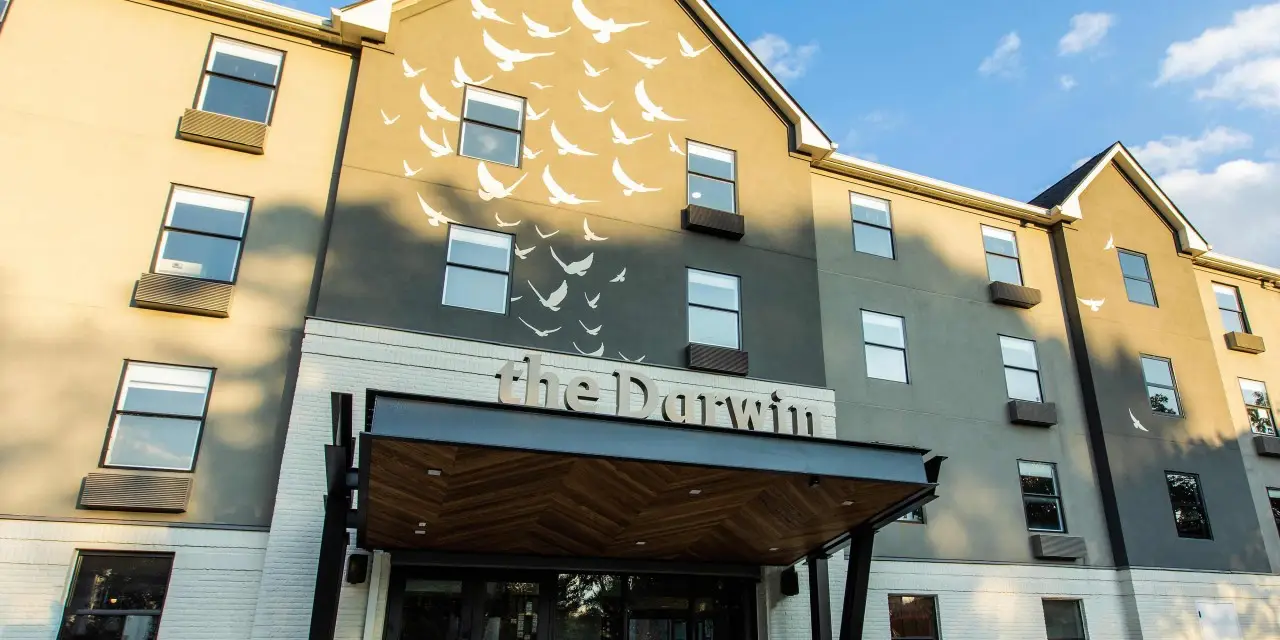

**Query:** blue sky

left=287, top=0, right=1280, bottom=265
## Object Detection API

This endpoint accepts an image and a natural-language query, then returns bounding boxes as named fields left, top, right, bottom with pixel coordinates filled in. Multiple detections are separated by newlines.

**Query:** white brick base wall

left=0, top=518, right=267, bottom=640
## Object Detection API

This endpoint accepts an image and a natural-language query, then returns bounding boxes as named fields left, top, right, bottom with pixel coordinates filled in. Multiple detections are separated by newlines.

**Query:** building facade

left=2, top=1, right=1280, bottom=639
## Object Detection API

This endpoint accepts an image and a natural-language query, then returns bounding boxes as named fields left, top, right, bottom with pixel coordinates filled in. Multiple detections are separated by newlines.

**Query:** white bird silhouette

left=523, top=13, right=570, bottom=38
left=523, top=146, right=542, bottom=160
left=494, top=213, right=520, bottom=228
left=381, top=110, right=400, bottom=125
left=451, top=57, right=493, bottom=88
left=1078, top=297, right=1105, bottom=312
left=529, top=280, right=569, bottom=311
left=403, top=160, right=422, bottom=177
left=572, top=0, right=648, bottom=44
left=402, top=59, right=426, bottom=78
left=635, top=80, right=684, bottom=122
left=668, top=134, right=685, bottom=156
left=470, top=0, right=511, bottom=24
left=583, top=219, right=608, bottom=242
left=483, top=30, right=554, bottom=72
left=612, top=158, right=661, bottom=196
left=526, top=103, right=549, bottom=120
left=536, top=225, right=559, bottom=239
left=419, top=126, right=454, bottom=157
left=574, top=341, right=605, bottom=357
left=1104, top=234, right=1115, bottom=251
left=618, top=352, right=646, bottom=363
left=477, top=162, right=527, bottom=201
left=514, top=244, right=536, bottom=259
left=579, top=320, right=602, bottom=336
left=419, top=84, right=459, bottom=122
left=1129, top=409, right=1149, bottom=432
left=511, top=296, right=523, bottom=302
left=551, top=122, right=597, bottom=156
left=585, top=292, right=600, bottom=308
left=416, top=193, right=458, bottom=227
left=551, top=246, right=594, bottom=276
left=628, top=51, right=666, bottom=70
left=610, top=119, right=651, bottom=145
left=579, top=90, right=613, bottom=113
left=583, top=60, right=609, bottom=77
left=610, top=268, right=626, bottom=283
left=678, top=33, right=711, bottom=58
left=519, top=317, right=561, bottom=337
left=543, top=166, right=599, bottom=206
left=530, top=81, right=553, bottom=90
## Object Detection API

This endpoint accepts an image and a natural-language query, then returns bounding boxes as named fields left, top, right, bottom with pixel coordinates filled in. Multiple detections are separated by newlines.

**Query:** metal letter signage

left=495, top=355, right=819, bottom=435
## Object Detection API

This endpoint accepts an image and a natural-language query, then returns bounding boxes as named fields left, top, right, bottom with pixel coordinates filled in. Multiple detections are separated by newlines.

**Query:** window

left=443, top=226, right=512, bottom=314
left=851, top=193, right=894, bottom=259
left=1042, top=600, right=1087, bottom=640
left=862, top=311, right=908, bottom=383
left=1268, top=488, right=1280, bottom=537
left=1213, top=283, right=1249, bottom=333
left=1166, top=472, right=1211, bottom=539
left=0, top=0, right=10, bottom=24
left=196, top=37, right=283, bottom=124
left=888, top=595, right=939, bottom=639
left=152, top=186, right=251, bottom=283
left=459, top=86, right=524, bottom=166
left=982, top=225, right=1023, bottom=285
left=687, top=142, right=737, bottom=214
left=1141, top=356, right=1182, bottom=416
left=1118, top=250, right=1156, bottom=306
left=897, top=507, right=925, bottom=524
left=1000, top=336, right=1043, bottom=402
left=58, top=552, right=174, bottom=640
left=1239, top=379, right=1275, bottom=436
left=105, top=362, right=213, bottom=471
left=687, top=269, right=741, bottom=349
left=1019, top=461, right=1065, bottom=532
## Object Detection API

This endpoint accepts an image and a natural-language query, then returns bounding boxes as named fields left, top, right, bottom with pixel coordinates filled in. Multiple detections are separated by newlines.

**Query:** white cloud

left=1059, top=75, right=1078, bottom=91
left=1059, top=13, right=1115, bottom=55
left=1131, top=127, right=1253, bottom=174
left=1160, top=159, right=1280, bottom=265
left=749, top=33, right=818, bottom=81
left=1194, top=56, right=1280, bottom=108
left=979, top=32, right=1022, bottom=77
left=1158, top=3, right=1280, bottom=82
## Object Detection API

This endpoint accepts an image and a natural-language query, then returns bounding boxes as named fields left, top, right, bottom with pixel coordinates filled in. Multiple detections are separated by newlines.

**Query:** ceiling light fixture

left=427, top=469, right=442, bottom=476
left=841, top=500, right=854, bottom=506
left=635, top=541, right=646, bottom=546
left=769, top=547, right=779, bottom=552
left=689, top=489, right=702, bottom=495
left=418, top=522, right=427, bottom=527
left=414, top=530, right=426, bottom=535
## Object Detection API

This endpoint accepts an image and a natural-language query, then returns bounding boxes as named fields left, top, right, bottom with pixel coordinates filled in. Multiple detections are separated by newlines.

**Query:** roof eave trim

left=160, top=0, right=358, bottom=45
left=332, top=0, right=391, bottom=45
left=1195, top=251, right=1280, bottom=282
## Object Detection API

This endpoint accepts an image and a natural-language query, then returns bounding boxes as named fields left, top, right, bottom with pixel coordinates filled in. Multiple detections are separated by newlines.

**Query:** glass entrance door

left=397, top=579, right=466, bottom=640
left=391, top=577, right=547, bottom=640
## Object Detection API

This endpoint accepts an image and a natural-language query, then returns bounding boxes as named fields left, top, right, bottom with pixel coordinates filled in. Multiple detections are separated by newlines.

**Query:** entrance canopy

left=357, top=394, right=936, bottom=567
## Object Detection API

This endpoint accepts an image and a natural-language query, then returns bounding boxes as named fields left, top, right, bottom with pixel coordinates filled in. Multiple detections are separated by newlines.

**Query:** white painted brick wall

left=0, top=518, right=267, bottom=640
left=1123, top=569, right=1280, bottom=640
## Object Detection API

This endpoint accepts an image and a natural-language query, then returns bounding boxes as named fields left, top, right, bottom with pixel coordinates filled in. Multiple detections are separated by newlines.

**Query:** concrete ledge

left=989, top=281, right=1042, bottom=309
left=178, top=108, right=267, bottom=154
left=1225, top=331, right=1266, bottom=354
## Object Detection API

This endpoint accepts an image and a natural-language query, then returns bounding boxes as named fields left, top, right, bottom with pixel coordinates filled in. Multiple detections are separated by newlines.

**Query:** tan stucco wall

left=0, top=0, right=354, bottom=525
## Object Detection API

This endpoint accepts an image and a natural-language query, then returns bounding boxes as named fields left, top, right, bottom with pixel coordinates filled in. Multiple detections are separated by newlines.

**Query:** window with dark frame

left=442, top=225, right=513, bottom=314
left=104, top=362, right=213, bottom=471
left=0, top=0, right=10, bottom=24
left=687, top=269, right=741, bottom=350
left=888, top=595, right=939, bottom=639
left=1140, top=355, right=1182, bottom=416
left=1268, top=488, right=1280, bottom=537
left=863, top=311, right=908, bottom=383
left=1239, top=378, right=1276, bottom=436
left=1000, top=335, right=1043, bottom=402
left=1165, top=471, right=1212, bottom=539
left=459, top=86, right=525, bottom=167
left=196, top=36, right=283, bottom=124
left=1042, top=599, right=1087, bottom=640
left=687, top=142, right=737, bottom=214
left=57, top=551, right=174, bottom=640
left=1018, top=460, right=1065, bottom=533
left=850, top=192, right=894, bottom=259
left=152, top=186, right=251, bottom=283
left=1118, top=249, right=1157, bottom=306
left=982, top=225, right=1023, bottom=285
left=897, top=507, right=925, bottom=524
left=1213, top=283, right=1249, bottom=333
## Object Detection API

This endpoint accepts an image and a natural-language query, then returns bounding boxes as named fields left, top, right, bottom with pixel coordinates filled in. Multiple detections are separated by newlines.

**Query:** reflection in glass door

left=398, top=580, right=465, bottom=640
left=478, top=582, right=543, bottom=640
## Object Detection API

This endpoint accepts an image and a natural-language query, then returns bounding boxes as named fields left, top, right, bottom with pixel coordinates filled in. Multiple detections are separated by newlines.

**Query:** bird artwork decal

left=627, top=51, right=666, bottom=70
left=1078, top=297, right=1105, bottom=312
left=419, top=126, right=454, bottom=157
left=583, top=219, right=608, bottom=242
left=530, top=81, right=553, bottom=90
left=511, top=296, right=523, bottom=302
left=543, top=166, right=599, bottom=205
left=514, top=244, right=536, bottom=259
left=612, top=159, right=661, bottom=196
left=574, top=341, right=605, bottom=357
left=584, top=292, right=601, bottom=308
left=551, top=247, right=595, bottom=276
left=416, top=193, right=458, bottom=227
left=536, top=225, right=559, bottom=239
left=483, top=30, right=554, bottom=72
left=523, top=146, right=542, bottom=160
left=583, top=60, right=609, bottom=77
left=618, top=352, right=646, bottom=363
left=610, top=268, right=626, bottom=283
left=494, top=213, right=520, bottom=228
left=403, top=161, right=422, bottom=177
left=1104, top=234, right=1115, bottom=251
left=519, top=317, right=561, bottom=337
left=635, top=80, right=684, bottom=122
left=526, top=103, right=549, bottom=120
left=419, top=84, right=459, bottom=122
left=579, top=320, right=602, bottom=336
left=571, top=0, right=648, bottom=44
left=678, top=33, right=711, bottom=58
left=668, top=134, right=685, bottom=156
left=1129, top=409, right=1149, bottom=432
left=477, top=162, right=527, bottom=201
left=578, top=90, right=613, bottom=113
left=451, top=57, right=493, bottom=88
left=529, top=280, right=569, bottom=311
left=610, top=119, right=651, bottom=145
left=551, top=122, right=597, bottom=156
left=402, top=59, right=426, bottom=78
left=381, top=110, right=400, bottom=125
left=523, top=13, right=571, bottom=39
left=470, top=0, right=512, bottom=24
